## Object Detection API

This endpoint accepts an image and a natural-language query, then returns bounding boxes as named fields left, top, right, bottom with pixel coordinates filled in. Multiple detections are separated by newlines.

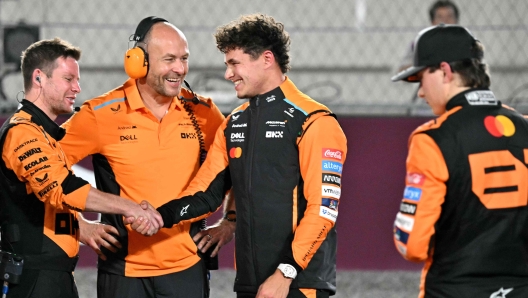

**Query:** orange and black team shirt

left=393, top=89, right=528, bottom=298
left=59, top=78, right=224, bottom=277
left=0, top=100, right=90, bottom=260
left=171, top=77, right=347, bottom=294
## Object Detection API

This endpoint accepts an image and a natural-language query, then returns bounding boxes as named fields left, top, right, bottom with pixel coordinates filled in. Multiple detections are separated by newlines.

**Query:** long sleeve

left=393, top=132, right=448, bottom=262
left=281, top=115, right=347, bottom=270
left=2, top=124, right=90, bottom=211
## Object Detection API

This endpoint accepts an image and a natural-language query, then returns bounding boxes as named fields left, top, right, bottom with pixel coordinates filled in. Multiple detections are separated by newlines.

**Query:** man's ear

left=262, top=50, right=275, bottom=69
left=440, top=61, right=453, bottom=83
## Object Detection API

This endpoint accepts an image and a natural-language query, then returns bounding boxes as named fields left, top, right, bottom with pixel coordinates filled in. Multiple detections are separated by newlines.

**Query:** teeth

left=234, top=80, right=241, bottom=86
left=166, top=78, right=180, bottom=82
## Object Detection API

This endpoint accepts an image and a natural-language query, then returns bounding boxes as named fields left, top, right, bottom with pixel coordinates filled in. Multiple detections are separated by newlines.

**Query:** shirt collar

left=446, top=88, right=500, bottom=111
left=20, top=99, right=66, bottom=141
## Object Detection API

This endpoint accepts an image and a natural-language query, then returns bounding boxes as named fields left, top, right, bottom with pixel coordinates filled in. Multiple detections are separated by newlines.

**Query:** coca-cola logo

left=322, top=148, right=343, bottom=160
left=406, top=172, right=425, bottom=185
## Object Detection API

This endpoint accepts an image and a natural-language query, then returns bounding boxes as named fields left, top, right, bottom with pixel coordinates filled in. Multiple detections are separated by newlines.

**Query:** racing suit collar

left=20, top=99, right=66, bottom=141
left=249, top=78, right=293, bottom=108
left=446, top=88, right=500, bottom=111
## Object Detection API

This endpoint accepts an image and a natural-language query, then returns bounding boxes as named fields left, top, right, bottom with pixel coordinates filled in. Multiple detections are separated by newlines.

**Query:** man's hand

left=124, top=200, right=164, bottom=236
left=256, top=269, right=293, bottom=298
left=78, top=216, right=121, bottom=261
left=193, top=219, right=235, bottom=257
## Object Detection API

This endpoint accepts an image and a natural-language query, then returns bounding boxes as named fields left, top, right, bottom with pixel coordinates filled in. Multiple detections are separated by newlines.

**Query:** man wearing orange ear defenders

left=59, top=17, right=227, bottom=298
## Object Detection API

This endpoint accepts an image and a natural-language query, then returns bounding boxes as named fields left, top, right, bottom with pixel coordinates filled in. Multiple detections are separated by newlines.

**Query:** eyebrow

left=225, top=58, right=238, bottom=65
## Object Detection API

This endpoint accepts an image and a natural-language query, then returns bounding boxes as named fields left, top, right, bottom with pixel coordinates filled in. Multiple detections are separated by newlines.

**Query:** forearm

left=84, top=187, right=137, bottom=215
left=217, top=190, right=236, bottom=224
left=157, top=168, right=232, bottom=228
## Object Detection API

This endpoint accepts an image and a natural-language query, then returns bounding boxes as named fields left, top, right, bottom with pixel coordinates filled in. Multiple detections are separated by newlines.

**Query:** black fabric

left=419, top=89, right=528, bottom=296
left=97, top=259, right=206, bottom=298
left=157, top=167, right=232, bottom=228
left=0, top=116, right=45, bottom=256
left=61, top=170, right=89, bottom=195
left=91, top=153, right=129, bottom=276
left=19, top=99, right=66, bottom=141
left=237, top=288, right=331, bottom=298
left=225, top=85, right=336, bottom=294
left=133, top=16, right=168, bottom=43
left=6, top=269, right=78, bottom=298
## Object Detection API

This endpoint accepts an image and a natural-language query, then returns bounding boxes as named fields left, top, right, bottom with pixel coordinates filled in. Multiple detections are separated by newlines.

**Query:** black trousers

left=7, top=269, right=78, bottom=298
left=237, top=288, right=330, bottom=298
left=97, top=259, right=207, bottom=298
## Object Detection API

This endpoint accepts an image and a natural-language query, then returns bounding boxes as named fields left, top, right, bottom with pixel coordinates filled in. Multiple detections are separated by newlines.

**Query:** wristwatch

left=223, top=210, right=236, bottom=222
left=277, top=263, right=297, bottom=279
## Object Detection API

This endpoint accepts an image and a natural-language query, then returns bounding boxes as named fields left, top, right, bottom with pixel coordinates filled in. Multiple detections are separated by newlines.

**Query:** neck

left=446, top=77, right=471, bottom=102
left=258, top=73, right=286, bottom=96
left=136, top=80, right=174, bottom=120
left=25, top=89, right=57, bottom=121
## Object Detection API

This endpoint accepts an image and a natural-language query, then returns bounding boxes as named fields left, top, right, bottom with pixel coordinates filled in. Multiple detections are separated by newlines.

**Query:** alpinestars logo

left=180, top=204, right=190, bottom=216
left=231, top=114, right=240, bottom=121
left=284, top=108, right=295, bottom=118
left=110, top=104, right=121, bottom=113
left=490, top=287, right=513, bottom=298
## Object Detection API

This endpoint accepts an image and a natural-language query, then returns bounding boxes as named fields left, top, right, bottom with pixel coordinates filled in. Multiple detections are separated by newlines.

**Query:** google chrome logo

left=484, top=115, right=515, bottom=137
left=229, top=147, right=242, bottom=158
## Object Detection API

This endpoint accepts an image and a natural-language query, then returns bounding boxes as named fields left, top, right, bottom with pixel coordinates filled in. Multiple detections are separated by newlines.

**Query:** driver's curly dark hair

left=214, top=13, right=291, bottom=73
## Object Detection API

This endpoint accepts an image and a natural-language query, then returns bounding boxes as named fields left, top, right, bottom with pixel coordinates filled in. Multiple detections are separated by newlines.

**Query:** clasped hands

left=124, top=200, right=164, bottom=236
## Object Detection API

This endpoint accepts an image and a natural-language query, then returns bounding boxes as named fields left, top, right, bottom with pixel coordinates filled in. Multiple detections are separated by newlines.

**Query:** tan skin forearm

left=84, top=187, right=164, bottom=236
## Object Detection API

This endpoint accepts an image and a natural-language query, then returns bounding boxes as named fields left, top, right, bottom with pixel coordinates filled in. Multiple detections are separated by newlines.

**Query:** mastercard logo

left=229, top=147, right=242, bottom=158
left=484, top=115, right=515, bottom=137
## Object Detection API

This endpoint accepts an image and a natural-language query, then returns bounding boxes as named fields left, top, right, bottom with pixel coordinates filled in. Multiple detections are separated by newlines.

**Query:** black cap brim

left=391, top=65, right=426, bottom=82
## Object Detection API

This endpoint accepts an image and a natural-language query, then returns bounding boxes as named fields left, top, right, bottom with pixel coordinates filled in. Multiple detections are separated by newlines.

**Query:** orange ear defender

left=124, top=16, right=167, bottom=79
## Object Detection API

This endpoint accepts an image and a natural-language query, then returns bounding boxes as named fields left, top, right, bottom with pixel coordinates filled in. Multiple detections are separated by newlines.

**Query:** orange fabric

left=294, top=115, right=347, bottom=269
left=2, top=111, right=90, bottom=257
left=299, top=288, right=316, bottom=298
left=60, top=78, right=225, bottom=276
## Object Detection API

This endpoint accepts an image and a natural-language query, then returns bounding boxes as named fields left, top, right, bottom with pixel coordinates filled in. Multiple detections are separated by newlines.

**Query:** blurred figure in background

left=392, top=24, right=528, bottom=297
left=396, top=0, right=460, bottom=73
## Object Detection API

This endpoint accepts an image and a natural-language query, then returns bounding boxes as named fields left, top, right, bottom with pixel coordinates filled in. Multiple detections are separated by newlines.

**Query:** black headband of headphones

left=132, top=16, right=168, bottom=44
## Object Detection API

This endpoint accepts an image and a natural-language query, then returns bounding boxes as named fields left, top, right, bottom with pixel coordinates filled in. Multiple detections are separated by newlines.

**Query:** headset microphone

left=74, top=107, right=80, bottom=112
left=184, top=80, right=200, bottom=104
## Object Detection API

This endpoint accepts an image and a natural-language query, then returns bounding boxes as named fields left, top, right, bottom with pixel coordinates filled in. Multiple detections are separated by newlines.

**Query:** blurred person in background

left=59, top=17, right=226, bottom=298
left=0, top=37, right=162, bottom=298
left=156, top=13, right=347, bottom=298
left=396, top=0, right=460, bottom=73
left=392, top=24, right=528, bottom=297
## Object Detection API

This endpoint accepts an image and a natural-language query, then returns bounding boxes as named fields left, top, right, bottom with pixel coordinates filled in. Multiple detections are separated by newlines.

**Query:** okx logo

left=484, top=115, right=515, bottom=137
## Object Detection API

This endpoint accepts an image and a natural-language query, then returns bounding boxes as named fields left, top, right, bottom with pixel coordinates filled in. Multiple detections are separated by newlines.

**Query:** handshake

left=124, top=200, right=164, bottom=236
